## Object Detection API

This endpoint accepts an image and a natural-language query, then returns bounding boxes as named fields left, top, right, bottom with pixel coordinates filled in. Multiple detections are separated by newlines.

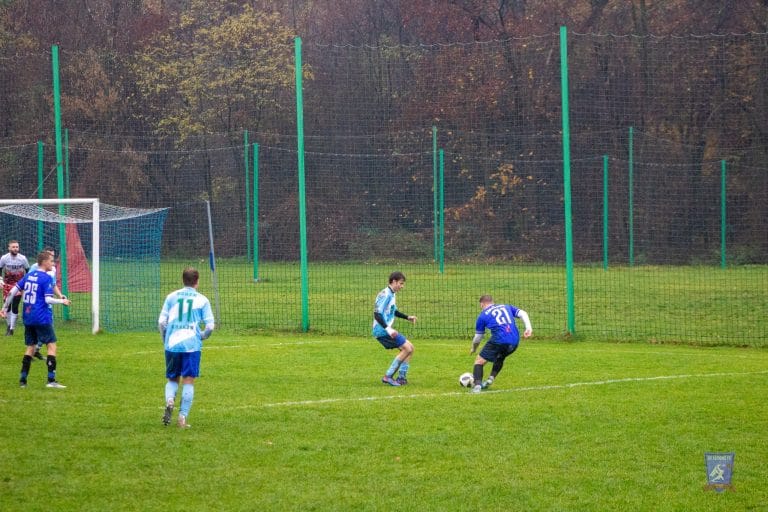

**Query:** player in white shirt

left=0, top=240, right=30, bottom=336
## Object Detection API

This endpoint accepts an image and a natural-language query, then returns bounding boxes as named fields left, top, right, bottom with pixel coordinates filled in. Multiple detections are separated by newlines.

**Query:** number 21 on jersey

left=490, top=305, right=512, bottom=325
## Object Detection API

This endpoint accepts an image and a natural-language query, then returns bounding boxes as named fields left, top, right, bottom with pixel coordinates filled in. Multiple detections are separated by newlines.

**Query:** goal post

left=0, top=198, right=168, bottom=334
left=0, top=198, right=99, bottom=333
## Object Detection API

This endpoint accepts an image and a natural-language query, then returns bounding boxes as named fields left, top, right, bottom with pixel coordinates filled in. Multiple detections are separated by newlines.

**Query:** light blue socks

left=180, top=384, right=195, bottom=417
left=397, top=361, right=409, bottom=379
left=386, top=357, right=402, bottom=378
left=165, top=380, right=179, bottom=404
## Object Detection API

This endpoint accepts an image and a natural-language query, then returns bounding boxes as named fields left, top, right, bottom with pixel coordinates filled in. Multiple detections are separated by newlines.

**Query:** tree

left=132, top=1, right=297, bottom=138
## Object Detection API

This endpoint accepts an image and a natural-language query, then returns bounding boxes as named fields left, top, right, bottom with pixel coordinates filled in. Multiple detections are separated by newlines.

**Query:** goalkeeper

left=468, top=295, right=532, bottom=393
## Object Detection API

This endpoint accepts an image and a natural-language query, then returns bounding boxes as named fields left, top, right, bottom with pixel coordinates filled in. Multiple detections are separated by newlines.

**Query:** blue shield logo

left=704, top=452, right=734, bottom=492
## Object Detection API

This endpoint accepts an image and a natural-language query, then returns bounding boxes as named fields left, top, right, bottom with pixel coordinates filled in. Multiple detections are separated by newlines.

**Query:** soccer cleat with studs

left=33, top=351, right=44, bottom=361
left=19, top=380, right=27, bottom=388
left=162, top=400, right=174, bottom=426
left=5, top=327, right=12, bottom=336
left=46, top=381, right=66, bottom=389
left=177, top=415, right=191, bottom=429
left=395, top=377, right=408, bottom=385
left=481, top=378, right=494, bottom=389
left=381, top=375, right=401, bottom=386
left=471, top=384, right=482, bottom=394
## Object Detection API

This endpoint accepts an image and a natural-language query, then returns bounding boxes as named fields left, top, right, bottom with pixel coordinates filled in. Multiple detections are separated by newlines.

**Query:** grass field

left=1, top=328, right=766, bottom=511
left=66, top=261, right=768, bottom=346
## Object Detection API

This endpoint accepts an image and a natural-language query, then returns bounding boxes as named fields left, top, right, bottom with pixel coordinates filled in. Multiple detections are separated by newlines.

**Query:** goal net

left=0, top=199, right=168, bottom=333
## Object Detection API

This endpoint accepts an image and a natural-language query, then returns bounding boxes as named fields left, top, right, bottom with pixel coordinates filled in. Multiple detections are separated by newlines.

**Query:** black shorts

left=479, top=341, right=518, bottom=363
left=24, top=324, right=57, bottom=346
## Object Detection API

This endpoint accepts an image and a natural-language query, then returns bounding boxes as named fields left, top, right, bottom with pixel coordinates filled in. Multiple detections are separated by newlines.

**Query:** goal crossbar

left=0, top=198, right=100, bottom=333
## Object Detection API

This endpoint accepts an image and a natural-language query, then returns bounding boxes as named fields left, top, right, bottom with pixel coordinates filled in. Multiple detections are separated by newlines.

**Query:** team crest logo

left=704, top=452, right=734, bottom=492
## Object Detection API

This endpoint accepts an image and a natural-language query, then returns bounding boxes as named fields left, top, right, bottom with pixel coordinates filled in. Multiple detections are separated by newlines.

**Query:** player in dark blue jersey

left=29, top=247, right=65, bottom=361
left=1, top=251, right=71, bottom=388
left=372, top=271, right=417, bottom=386
left=468, top=295, right=532, bottom=393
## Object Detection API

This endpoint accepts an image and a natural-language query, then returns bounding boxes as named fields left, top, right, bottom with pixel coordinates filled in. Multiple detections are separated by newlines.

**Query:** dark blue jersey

left=16, top=270, right=55, bottom=326
left=475, top=303, right=522, bottom=346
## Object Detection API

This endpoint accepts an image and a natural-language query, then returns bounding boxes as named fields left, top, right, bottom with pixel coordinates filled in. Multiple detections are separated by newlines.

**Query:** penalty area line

left=261, top=369, right=768, bottom=408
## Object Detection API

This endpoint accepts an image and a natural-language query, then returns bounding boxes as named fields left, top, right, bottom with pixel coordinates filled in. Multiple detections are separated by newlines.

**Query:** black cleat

left=5, top=327, right=12, bottom=336
left=33, top=351, right=44, bottom=360
left=162, top=400, right=174, bottom=426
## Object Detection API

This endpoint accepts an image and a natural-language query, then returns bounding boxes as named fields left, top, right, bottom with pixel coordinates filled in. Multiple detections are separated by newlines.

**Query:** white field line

left=2, top=369, right=765, bottom=409
left=259, top=370, right=768, bottom=408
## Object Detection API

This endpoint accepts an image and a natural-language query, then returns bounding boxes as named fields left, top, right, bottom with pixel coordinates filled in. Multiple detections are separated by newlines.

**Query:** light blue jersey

left=29, top=263, right=56, bottom=281
left=372, top=286, right=397, bottom=337
left=159, top=286, right=214, bottom=353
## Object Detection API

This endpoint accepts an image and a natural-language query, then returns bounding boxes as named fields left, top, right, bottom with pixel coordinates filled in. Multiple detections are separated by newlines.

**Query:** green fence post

left=295, top=37, right=309, bottom=332
left=432, top=126, right=438, bottom=262
left=253, top=142, right=259, bottom=281
left=628, top=126, right=634, bottom=267
left=52, top=45, right=69, bottom=319
left=721, top=159, right=727, bottom=268
left=439, top=148, right=445, bottom=274
left=603, top=154, right=609, bottom=271
left=560, top=26, right=575, bottom=336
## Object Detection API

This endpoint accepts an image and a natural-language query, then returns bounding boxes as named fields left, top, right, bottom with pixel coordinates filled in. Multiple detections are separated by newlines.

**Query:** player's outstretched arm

left=517, top=309, right=533, bottom=338
left=45, top=296, right=71, bottom=306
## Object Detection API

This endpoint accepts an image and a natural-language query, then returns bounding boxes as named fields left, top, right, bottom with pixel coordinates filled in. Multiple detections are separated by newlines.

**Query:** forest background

left=0, top=1, right=767, bottom=343
left=2, top=1, right=767, bottom=263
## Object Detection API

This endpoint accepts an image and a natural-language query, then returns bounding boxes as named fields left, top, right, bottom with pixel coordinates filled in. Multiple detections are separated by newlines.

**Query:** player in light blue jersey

left=468, top=295, right=532, bottom=393
left=159, top=267, right=214, bottom=428
left=1, top=251, right=71, bottom=388
left=372, top=271, right=418, bottom=386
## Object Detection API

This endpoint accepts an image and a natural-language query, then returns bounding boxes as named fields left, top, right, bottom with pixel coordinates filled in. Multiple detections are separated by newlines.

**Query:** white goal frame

left=0, top=198, right=100, bottom=333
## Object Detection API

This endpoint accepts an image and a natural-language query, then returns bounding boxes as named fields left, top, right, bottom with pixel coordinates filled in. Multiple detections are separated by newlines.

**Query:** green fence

left=0, top=26, right=766, bottom=345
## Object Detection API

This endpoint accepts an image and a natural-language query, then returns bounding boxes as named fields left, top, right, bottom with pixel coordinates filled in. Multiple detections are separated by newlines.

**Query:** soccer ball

left=459, top=372, right=474, bottom=388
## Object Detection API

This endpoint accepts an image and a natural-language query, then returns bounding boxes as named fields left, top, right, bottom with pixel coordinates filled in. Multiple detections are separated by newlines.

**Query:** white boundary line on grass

left=261, top=369, right=768, bottom=408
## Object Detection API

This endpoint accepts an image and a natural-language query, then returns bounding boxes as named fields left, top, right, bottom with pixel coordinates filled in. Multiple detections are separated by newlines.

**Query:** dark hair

left=388, top=271, right=406, bottom=283
left=479, top=295, right=493, bottom=304
left=182, top=267, right=200, bottom=287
